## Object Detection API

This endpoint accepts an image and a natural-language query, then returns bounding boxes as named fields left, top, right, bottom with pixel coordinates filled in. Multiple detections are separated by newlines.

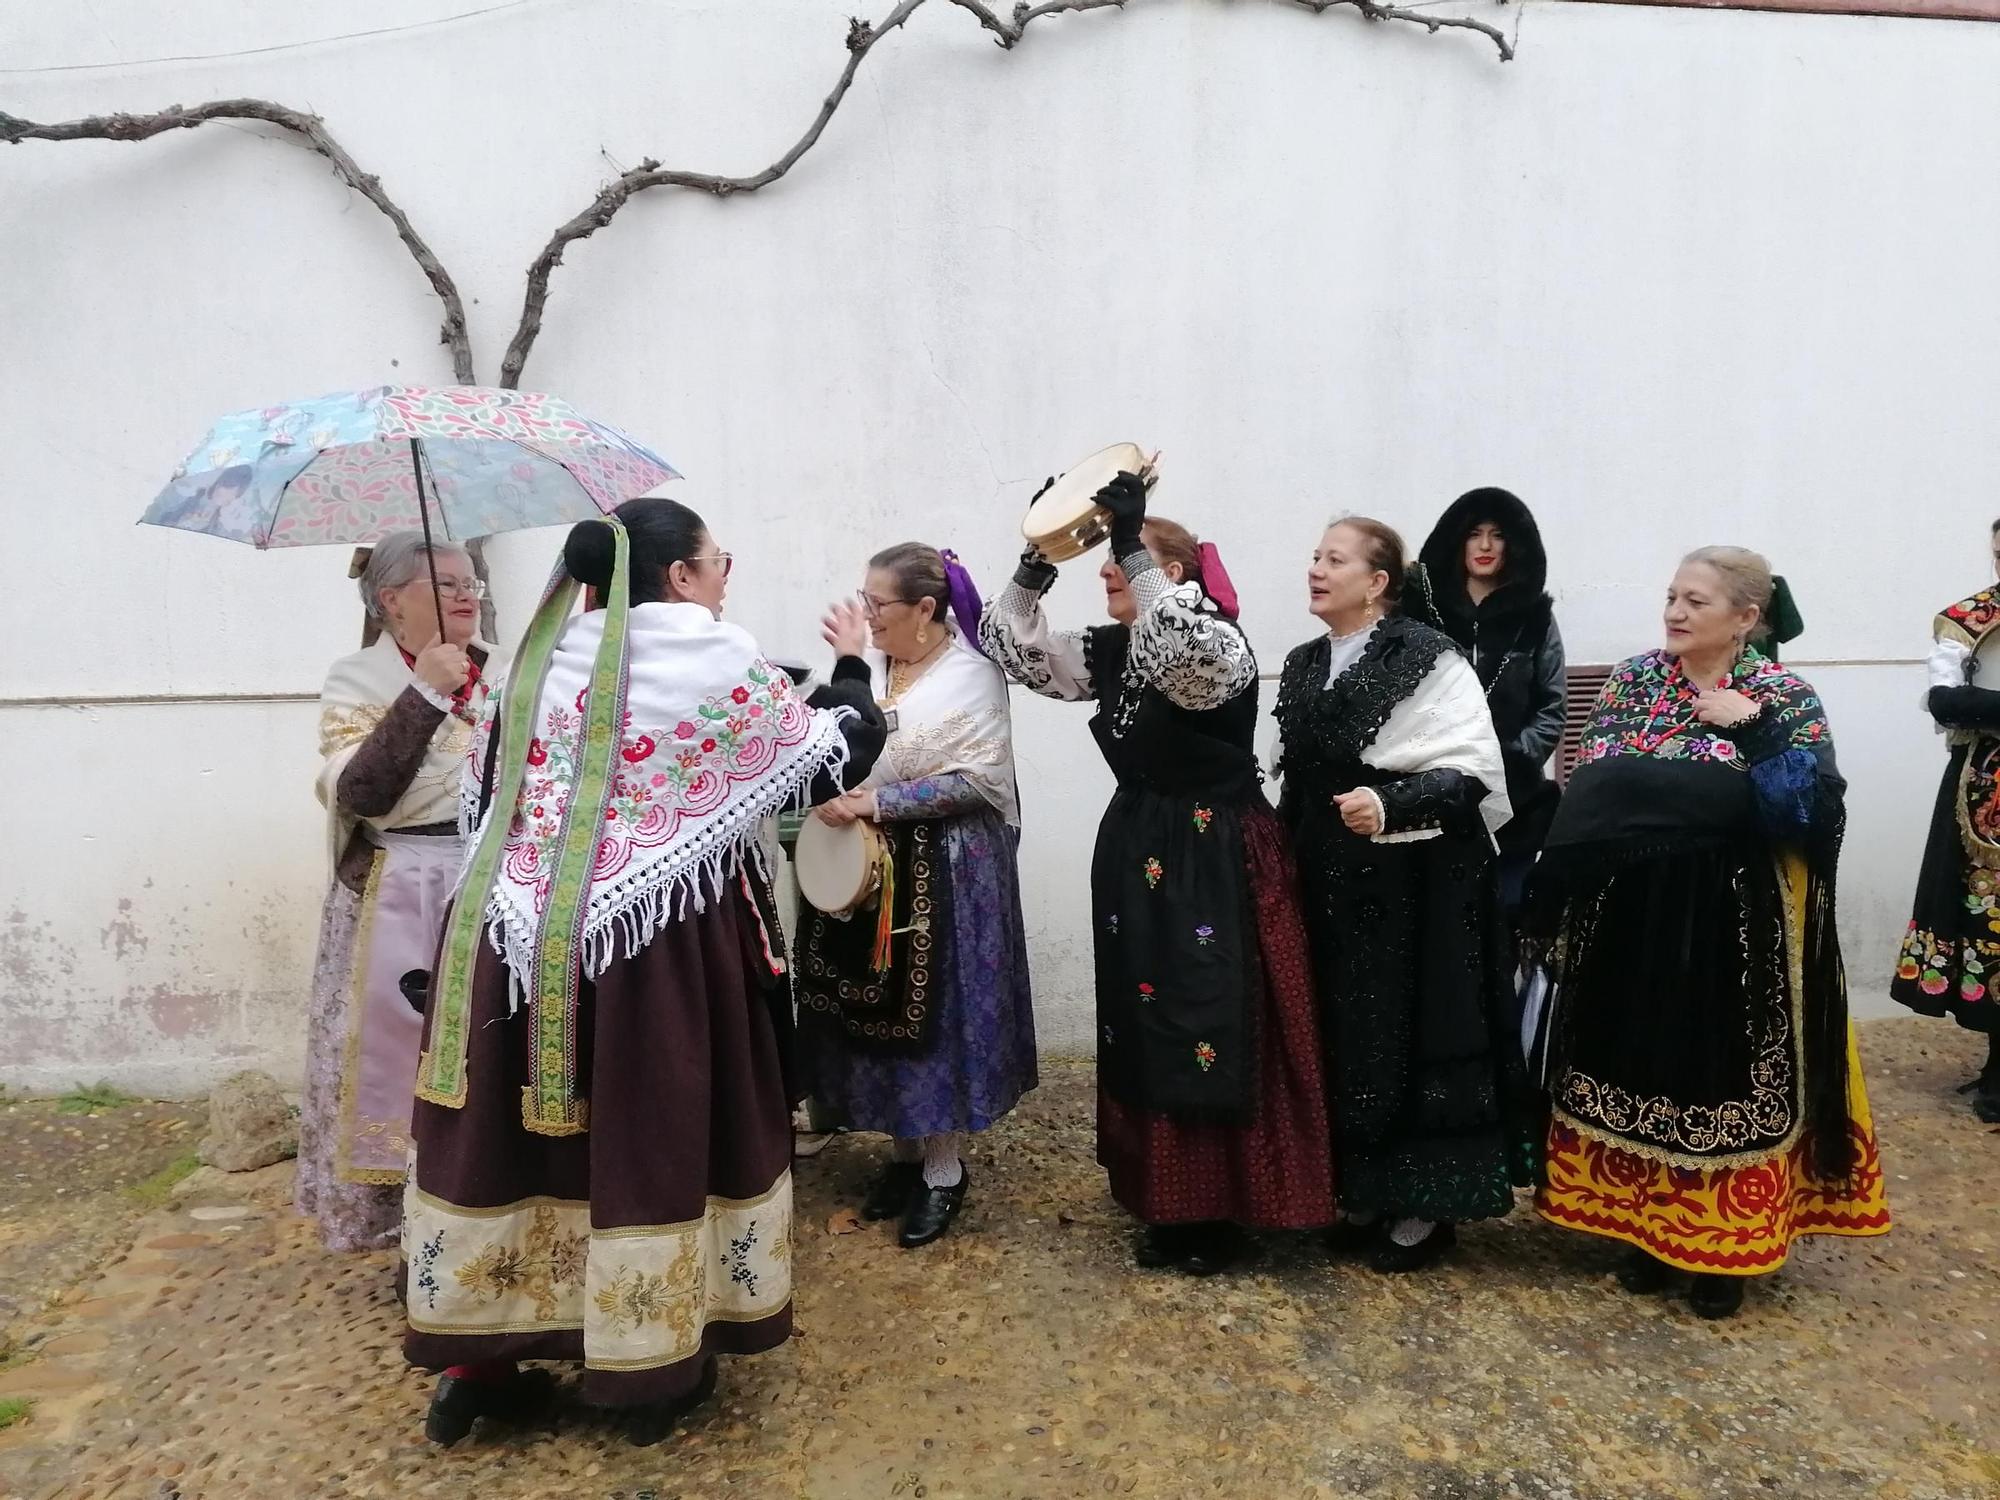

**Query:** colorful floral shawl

left=418, top=526, right=852, bottom=1134
left=1572, top=646, right=1828, bottom=777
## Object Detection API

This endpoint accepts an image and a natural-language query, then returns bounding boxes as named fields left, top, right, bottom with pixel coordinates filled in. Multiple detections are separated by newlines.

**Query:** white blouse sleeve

left=1929, top=637, right=1972, bottom=691
left=1127, top=576, right=1257, bottom=712
left=979, top=580, right=1096, bottom=702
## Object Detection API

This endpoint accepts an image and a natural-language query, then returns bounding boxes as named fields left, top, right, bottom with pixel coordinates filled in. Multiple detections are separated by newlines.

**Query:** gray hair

left=1681, top=545, right=1773, bottom=642
left=358, top=531, right=472, bottom=624
left=1680, top=545, right=1773, bottom=614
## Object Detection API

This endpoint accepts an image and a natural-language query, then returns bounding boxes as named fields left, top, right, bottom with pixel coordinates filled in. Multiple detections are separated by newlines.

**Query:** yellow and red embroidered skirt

left=1536, top=1032, right=1890, bottom=1275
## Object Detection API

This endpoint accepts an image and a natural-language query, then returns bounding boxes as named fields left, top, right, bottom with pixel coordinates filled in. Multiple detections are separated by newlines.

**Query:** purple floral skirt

left=803, top=809, right=1038, bottom=1138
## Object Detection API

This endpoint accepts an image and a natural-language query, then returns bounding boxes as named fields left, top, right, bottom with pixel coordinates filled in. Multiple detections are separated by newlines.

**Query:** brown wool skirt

left=404, top=887, right=795, bottom=1407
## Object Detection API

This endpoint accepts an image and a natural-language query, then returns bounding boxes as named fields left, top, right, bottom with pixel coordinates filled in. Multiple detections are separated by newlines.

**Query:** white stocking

left=920, top=1132, right=965, bottom=1188
left=1388, top=1217, right=1437, bottom=1247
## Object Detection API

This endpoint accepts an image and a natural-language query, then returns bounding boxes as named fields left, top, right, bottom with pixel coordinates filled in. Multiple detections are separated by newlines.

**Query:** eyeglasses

left=857, top=590, right=913, bottom=619
left=689, top=552, right=735, bottom=578
left=427, top=577, right=488, bottom=600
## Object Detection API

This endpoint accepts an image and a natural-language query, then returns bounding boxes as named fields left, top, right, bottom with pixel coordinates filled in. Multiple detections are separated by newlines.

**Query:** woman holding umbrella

left=402, top=498, right=888, bottom=1446
left=298, top=532, right=499, bottom=1252
left=140, top=387, right=684, bottom=1258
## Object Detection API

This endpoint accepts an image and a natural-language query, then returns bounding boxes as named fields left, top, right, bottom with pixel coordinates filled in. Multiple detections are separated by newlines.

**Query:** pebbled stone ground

left=0, top=1018, right=1995, bottom=1500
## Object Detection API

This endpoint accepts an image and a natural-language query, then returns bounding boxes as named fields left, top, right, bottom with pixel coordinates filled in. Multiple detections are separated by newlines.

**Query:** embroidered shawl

left=314, top=631, right=502, bottom=871
left=420, top=528, right=853, bottom=1134
left=1273, top=619, right=1512, bottom=843
left=1569, top=647, right=1829, bottom=778
left=1935, top=587, right=2000, bottom=652
left=862, top=629, right=1019, bottom=827
left=472, top=602, right=850, bottom=984
left=1927, top=587, right=2000, bottom=743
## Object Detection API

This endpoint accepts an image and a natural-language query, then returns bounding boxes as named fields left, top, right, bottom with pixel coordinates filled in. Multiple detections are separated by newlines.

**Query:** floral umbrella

left=141, top=384, right=679, bottom=614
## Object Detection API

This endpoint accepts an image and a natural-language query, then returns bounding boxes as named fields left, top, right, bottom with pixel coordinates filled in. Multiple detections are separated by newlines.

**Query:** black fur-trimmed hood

left=1419, top=487, right=1550, bottom=632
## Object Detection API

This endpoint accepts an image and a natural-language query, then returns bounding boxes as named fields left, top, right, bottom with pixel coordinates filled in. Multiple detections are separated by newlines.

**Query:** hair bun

left=564, top=518, right=617, bottom=588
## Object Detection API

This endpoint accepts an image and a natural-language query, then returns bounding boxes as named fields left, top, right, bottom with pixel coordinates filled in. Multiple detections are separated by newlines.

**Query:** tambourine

left=794, top=814, right=886, bottom=920
left=1021, top=442, right=1161, bottom=563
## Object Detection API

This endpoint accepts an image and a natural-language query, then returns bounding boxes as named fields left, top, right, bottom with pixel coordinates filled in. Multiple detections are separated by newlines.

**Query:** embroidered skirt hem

left=1535, top=1030, right=1890, bottom=1276
left=403, top=890, right=795, bottom=1407
left=1891, top=743, right=2000, bottom=1031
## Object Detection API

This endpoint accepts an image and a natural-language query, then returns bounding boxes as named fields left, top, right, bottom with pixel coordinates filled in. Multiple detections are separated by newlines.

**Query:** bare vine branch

left=6, top=0, right=1507, bottom=399
left=1292, top=0, right=1512, bottom=58
left=496, top=0, right=1507, bottom=387
left=0, top=99, right=477, bottom=384
left=494, top=1, right=926, bottom=388
left=944, top=0, right=1510, bottom=58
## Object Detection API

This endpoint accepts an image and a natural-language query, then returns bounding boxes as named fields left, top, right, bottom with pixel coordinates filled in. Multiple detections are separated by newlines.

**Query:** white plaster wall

left=3, top=0, right=1995, bottom=1091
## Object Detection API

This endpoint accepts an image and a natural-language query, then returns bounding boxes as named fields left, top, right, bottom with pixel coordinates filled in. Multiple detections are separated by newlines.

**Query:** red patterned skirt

left=1098, top=806, right=1336, bottom=1229
left=1536, top=1031, right=1891, bottom=1274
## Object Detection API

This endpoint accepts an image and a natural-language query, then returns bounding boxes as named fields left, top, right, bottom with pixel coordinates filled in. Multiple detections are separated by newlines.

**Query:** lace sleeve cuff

left=1127, top=581, right=1256, bottom=711
left=412, top=678, right=456, bottom=713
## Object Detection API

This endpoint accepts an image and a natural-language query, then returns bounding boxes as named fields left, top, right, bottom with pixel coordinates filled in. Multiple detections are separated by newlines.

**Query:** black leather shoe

left=1177, top=1222, right=1246, bottom=1277
left=898, top=1170, right=969, bottom=1248
left=1370, top=1222, right=1457, bottom=1274
left=424, top=1375, right=483, bottom=1447
left=624, top=1357, right=719, bottom=1447
left=423, top=1368, right=555, bottom=1446
left=1973, top=1086, right=2000, bottom=1125
left=1135, top=1224, right=1191, bottom=1269
left=1688, top=1274, right=1747, bottom=1320
left=861, top=1160, right=922, bottom=1222
left=1616, top=1247, right=1672, bottom=1295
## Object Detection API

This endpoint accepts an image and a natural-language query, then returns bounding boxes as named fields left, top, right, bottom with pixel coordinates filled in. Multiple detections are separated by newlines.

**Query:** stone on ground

left=196, top=1070, right=298, bottom=1172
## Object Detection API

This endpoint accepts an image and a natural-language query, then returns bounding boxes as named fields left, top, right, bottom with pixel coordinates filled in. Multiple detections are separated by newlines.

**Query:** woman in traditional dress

left=401, top=498, right=886, bottom=1445
left=981, top=474, right=1334, bottom=1276
left=299, top=533, right=500, bottom=1253
left=1531, top=547, right=1890, bottom=1318
left=797, top=544, right=1037, bottom=1248
left=1274, top=517, right=1529, bottom=1274
left=1891, top=519, right=2000, bottom=1121
left=1417, top=488, right=1567, bottom=928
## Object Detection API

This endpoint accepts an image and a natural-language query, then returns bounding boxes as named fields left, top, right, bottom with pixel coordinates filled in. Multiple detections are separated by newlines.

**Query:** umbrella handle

left=409, top=438, right=446, bottom=637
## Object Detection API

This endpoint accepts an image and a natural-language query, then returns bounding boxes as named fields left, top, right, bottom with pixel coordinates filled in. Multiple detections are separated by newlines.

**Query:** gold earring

left=916, top=622, right=930, bottom=648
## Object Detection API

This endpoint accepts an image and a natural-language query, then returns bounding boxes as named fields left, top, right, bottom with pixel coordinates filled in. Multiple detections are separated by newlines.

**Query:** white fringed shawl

left=467, top=601, right=851, bottom=986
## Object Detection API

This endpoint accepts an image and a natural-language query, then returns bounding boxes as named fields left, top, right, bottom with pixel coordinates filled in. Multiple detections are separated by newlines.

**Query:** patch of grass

left=126, top=1151, right=201, bottom=1208
left=0, top=1397, right=31, bottom=1431
left=56, top=1081, right=134, bottom=1115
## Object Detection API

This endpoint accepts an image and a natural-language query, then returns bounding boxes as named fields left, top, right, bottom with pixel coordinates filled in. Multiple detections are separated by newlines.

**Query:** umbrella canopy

left=140, top=385, right=678, bottom=548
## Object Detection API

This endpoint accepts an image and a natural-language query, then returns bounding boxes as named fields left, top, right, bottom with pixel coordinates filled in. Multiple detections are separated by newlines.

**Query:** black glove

left=1098, top=470, right=1148, bottom=557
left=1013, top=475, right=1061, bottom=592
left=1013, top=543, right=1058, bottom=594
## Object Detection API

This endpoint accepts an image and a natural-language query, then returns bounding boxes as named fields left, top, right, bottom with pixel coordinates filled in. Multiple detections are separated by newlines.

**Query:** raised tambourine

left=1021, top=443, right=1161, bottom=564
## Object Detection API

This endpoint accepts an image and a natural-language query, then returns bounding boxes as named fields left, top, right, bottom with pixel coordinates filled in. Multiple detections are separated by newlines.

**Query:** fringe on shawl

left=479, top=709, right=853, bottom=1012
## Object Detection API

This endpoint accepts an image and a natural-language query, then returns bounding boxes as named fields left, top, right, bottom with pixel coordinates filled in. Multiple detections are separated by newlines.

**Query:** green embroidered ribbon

left=416, top=521, right=631, bottom=1139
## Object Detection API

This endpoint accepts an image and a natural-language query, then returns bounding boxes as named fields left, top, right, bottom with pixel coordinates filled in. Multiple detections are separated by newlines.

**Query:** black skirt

left=1891, top=743, right=2000, bottom=1033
